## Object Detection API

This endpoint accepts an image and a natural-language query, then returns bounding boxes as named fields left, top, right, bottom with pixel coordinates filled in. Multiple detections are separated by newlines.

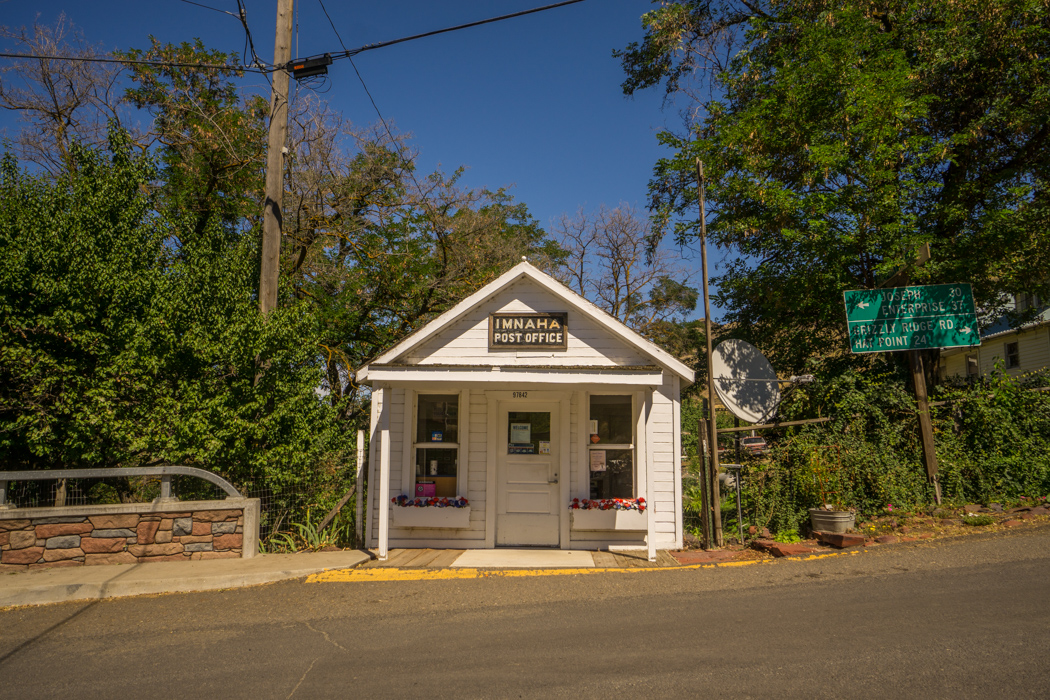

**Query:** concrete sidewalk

left=0, top=549, right=371, bottom=608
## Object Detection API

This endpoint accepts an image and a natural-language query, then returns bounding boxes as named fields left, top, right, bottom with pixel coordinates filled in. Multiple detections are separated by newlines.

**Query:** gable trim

left=358, top=261, right=695, bottom=384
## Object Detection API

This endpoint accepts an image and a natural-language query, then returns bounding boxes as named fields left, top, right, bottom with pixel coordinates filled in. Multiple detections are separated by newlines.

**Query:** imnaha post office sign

left=489, top=312, right=568, bottom=350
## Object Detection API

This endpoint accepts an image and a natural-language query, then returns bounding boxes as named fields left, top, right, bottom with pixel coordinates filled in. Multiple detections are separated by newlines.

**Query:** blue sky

left=0, top=0, right=723, bottom=317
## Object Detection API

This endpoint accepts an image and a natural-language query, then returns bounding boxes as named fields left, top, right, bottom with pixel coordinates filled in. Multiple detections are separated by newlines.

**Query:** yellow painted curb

left=306, top=556, right=774, bottom=583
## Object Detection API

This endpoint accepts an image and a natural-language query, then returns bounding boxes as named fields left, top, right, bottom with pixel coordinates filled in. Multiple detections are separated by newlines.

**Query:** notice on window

left=510, top=422, right=531, bottom=444
left=590, top=450, right=607, bottom=472
left=539, top=441, right=550, bottom=455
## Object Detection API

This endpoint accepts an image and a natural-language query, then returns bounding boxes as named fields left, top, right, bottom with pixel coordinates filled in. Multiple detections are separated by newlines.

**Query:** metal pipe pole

left=696, top=159, right=723, bottom=547
left=730, top=465, right=745, bottom=543
left=259, top=0, right=294, bottom=315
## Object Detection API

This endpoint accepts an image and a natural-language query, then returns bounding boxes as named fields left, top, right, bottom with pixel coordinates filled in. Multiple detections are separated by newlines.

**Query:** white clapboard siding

left=370, top=389, right=405, bottom=543
left=367, top=263, right=690, bottom=552
left=648, top=379, right=677, bottom=538
left=942, top=352, right=968, bottom=379
left=388, top=388, right=489, bottom=541
left=403, top=281, right=649, bottom=367
left=977, top=328, right=1050, bottom=376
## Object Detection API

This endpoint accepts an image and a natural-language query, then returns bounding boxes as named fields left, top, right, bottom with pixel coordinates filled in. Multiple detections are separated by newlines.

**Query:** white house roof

left=357, top=260, right=695, bottom=384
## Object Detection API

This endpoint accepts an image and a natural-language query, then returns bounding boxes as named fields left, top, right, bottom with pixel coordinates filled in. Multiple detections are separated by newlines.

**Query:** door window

left=506, top=411, right=551, bottom=455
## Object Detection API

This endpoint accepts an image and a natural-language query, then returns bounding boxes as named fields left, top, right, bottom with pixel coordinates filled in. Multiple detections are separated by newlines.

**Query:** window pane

left=589, top=449, right=633, bottom=499
left=414, top=447, right=458, bottom=497
left=507, top=411, right=551, bottom=455
left=589, top=395, right=632, bottom=445
left=417, top=394, right=458, bottom=443
left=1006, top=342, right=1020, bottom=369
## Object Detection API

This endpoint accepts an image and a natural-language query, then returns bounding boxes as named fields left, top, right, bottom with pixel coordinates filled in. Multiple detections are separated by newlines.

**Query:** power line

left=0, top=51, right=267, bottom=72
left=0, top=0, right=588, bottom=75
left=175, top=0, right=238, bottom=17
left=335, top=0, right=586, bottom=60
left=235, top=0, right=269, bottom=69
left=316, top=0, right=349, bottom=53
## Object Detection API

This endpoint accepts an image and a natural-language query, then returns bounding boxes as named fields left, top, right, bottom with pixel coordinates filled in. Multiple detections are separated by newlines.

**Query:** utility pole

left=259, top=0, right=294, bottom=315
left=696, top=159, right=723, bottom=547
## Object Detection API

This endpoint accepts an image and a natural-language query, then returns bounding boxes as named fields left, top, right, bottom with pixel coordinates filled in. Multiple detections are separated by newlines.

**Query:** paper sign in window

left=510, top=422, right=531, bottom=444
left=590, top=450, right=607, bottom=472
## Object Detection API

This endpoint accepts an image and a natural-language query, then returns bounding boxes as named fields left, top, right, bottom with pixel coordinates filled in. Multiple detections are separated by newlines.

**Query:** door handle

left=548, top=476, right=559, bottom=484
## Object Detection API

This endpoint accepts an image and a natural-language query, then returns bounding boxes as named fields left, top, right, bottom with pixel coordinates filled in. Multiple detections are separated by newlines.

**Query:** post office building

left=358, top=261, right=694, bottom=561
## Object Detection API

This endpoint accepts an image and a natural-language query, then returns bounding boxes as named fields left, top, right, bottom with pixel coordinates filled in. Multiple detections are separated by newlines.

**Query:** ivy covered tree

left=0, top=130, right=342, bottom=499
left=618, top=0, right=1050, bottom=372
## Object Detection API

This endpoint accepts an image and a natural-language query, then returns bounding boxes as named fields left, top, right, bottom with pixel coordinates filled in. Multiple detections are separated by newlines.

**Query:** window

left=506, top=411, right=551, bottom=455
left=413, top=394, right=459, bottom=497
left=1005, top=342, right=1020, bottom=369
left=966, top=354, right=979, bottom=379
left=588, top=395, right=634, bottom=499
left=1016, top=292, right=1040, bottom=312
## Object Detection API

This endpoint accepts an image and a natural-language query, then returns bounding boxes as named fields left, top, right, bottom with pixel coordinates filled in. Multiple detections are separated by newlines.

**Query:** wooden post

left=355, top=428, right=365, bottom=546
left=697, top=160, right=723, bottom=547
left=377, top=389, right=390, bottom=560
left=259, top=0, right=294, bottom=315
left=910, top=350, right=942, bottom=504
left=698, top=418, right=712, bottom=550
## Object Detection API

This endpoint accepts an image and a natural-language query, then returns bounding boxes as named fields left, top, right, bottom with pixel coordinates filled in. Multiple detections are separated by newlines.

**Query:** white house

left=358, top=261, right=694, bottom=561
left=941, top=294, right=1050, bottom=380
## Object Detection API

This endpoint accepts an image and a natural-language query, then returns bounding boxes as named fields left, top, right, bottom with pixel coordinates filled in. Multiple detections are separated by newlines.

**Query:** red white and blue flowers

left=569, top=497, right=646, bottom=512
left=392, top=495, right=469, bottom=508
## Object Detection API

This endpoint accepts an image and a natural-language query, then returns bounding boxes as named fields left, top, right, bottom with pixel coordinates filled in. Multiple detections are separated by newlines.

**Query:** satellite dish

left=712, top=340, right=781, bottom=424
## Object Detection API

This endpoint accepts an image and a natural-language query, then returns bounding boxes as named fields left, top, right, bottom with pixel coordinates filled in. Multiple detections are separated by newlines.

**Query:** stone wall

left=0, top=499, right=259, bottom=572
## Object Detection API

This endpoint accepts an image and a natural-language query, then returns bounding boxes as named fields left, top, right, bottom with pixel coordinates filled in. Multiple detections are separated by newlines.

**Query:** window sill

left=391, top=505, right=471, bottom=529
left=570, top=509, right=647, bottom=531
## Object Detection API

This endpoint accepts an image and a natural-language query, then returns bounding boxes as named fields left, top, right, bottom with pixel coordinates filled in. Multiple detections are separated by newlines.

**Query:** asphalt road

left=1, top=525, right=1048, bottom=699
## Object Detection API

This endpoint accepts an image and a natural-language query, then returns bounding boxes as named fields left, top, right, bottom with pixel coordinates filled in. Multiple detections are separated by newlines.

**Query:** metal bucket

left=809, top=508, right=855, bottom=534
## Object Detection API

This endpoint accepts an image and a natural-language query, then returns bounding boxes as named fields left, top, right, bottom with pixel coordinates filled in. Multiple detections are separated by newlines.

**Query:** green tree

left=619, top=0, right=1050, bottom=372
left=0, top=131, right=342, bottom=500
left=282, top=104, right=564, bottom=418
left=121, top=39, right=267, bottom=241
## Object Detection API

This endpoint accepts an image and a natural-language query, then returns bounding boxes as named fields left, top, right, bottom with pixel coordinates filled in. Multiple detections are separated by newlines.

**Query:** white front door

left=496, top=401, right=560, bottom=546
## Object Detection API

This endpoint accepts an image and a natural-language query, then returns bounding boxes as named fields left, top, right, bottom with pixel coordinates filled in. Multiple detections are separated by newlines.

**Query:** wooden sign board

left=489, top=312, right=568, bottom=350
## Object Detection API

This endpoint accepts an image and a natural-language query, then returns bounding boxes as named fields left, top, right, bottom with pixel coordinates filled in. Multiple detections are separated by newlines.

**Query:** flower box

left=391, top=505, right=471, bottom=529
left=571, top=508, right=647, bottom=531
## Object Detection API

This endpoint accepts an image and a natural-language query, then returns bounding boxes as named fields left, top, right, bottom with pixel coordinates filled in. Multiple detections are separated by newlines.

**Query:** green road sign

left=844, top=284, right=980, bottom=353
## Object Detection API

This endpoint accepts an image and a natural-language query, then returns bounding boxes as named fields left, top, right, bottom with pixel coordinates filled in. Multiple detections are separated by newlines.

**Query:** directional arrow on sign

left=843, top=284, right=980, bottom=353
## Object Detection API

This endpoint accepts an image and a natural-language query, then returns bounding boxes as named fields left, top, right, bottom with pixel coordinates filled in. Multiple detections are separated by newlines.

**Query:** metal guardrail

left=0, top=466, right=242, bottom=508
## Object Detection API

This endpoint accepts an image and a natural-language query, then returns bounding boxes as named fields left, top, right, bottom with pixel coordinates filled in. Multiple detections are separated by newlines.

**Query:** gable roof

left=358, top=260, right=695, bottom=384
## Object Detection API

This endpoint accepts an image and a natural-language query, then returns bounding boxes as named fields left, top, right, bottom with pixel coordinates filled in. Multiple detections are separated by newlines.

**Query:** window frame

left=586, top=393, right=637, bottom=500
left=965, top=353, right=979, bottom=379
left=408, top=391, right=463, bottom=498
left=1005, top=341, right=1021, bottom=369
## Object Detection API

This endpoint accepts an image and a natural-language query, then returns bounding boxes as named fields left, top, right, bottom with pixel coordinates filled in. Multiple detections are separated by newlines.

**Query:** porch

left=365, top=548, right=686, bottom=569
